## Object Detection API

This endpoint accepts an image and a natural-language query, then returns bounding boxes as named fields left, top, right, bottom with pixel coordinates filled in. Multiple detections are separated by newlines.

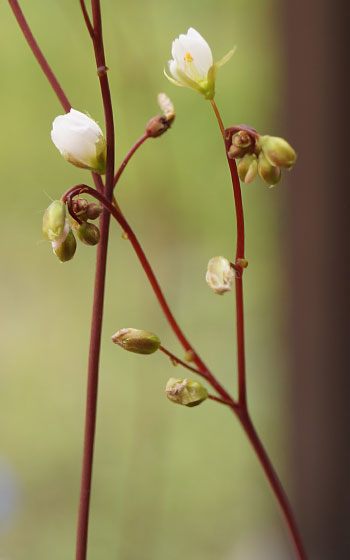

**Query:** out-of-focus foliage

left=0, top=0, right=292, bottom=558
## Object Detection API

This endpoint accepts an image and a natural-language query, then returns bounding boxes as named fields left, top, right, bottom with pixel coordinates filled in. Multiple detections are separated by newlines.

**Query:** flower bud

left=165, top=378, right=208, bottom=407
left=111, top=328, right=161, bottom=355
left=42, top=200, right=66, bottom=242
left=52, top=229, right=77, bottom=262
left=228, top=131, right=252, bottom=159
left=157, top=93, right=175, bottom=123
left=77, top=222, right=100, bottom=246
left=260, top=135, right=297, bottom=169
left=258, top=153, right=281, bottom=186
left=86, top=203, right=103, bottom=221
left=51, top=109, right=107, bottom=174
left=238, top=154, right=258, bottom=184
left=72, top=198, right=89, bottom=219
left=146, top=115, right=169, bottom=138
left=206, top=256, right=234, bottom=295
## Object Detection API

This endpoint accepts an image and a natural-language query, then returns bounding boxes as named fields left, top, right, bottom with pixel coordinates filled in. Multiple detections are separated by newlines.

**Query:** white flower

left=51, top=109, right=106, bottom=174
left=206, top=256, right=234, bottom=295
left=165, top=28, right=234, bottom=99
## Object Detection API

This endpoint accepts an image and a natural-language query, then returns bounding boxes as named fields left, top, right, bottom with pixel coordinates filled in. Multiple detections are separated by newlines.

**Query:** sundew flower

left=51, top=109, right=106, bottom=174
left=165, top=27, right=234, bottom=99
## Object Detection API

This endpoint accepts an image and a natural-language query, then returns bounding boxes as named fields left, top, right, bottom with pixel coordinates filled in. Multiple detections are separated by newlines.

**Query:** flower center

left=184, top=52, right=194, bottom=63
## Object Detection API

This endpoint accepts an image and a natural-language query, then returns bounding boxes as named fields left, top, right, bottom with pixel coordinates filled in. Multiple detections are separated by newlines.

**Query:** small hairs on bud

left=165, top=378, right=208, bottom=407
left=111, top=328, right=161, bottom=355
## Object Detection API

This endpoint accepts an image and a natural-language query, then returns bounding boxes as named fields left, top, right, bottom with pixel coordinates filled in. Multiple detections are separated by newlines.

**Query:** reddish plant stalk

left=113, top=133, right=150, bottom=188
left=159, top=345, right=203, bottom=376
left=75, top=2, right=115, bottom=559
left=211, top=100, right=307, bottom=559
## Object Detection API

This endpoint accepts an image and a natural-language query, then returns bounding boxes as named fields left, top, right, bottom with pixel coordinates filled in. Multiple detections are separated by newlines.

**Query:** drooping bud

left=206, top=256, right=234, bottom=295
left=52, top=229, right=77, bottom=262
left=258, top=153, right=281, bottom=186
left=51, top=109, right=107, bottom=174
left=72, top=198, right=89, bottom=219
left=228, top=130, right=253, bottom=159
left=111, top=328, right=161, bottom=355
left=165, top=378, right=208, bottom=407
left=260, top=135, right=297, bottom=169
left=238, top=154, right=258, bottom=184
left=146, top=115, right=169, bottom=138
left=86, top=203, right=103, bottom=220
left=42, top=200, right=66, bottom=242
left=77, top=222, right=100, bottom=246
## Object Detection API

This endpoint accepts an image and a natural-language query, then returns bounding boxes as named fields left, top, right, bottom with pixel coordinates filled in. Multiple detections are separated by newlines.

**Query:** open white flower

left=165, top=28, right=234, bottom=99
left=51, top=109, right=106, bottom=174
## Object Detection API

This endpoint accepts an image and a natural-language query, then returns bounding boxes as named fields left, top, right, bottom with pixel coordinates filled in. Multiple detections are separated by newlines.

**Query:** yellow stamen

left=184, top=52, right=193, bottom=62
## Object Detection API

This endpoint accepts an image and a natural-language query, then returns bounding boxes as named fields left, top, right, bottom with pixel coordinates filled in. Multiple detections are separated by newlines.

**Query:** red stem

left=113, top=133, right=150, bottom=188
left=159, top=345, right=202, bottom=376
left=8, top=0, right=71, bottom=113
left=211, top=101, right=307, bottom=559
left=75, top=2, right=115, bottom=559
left=79, top=0, right=95, bottom=39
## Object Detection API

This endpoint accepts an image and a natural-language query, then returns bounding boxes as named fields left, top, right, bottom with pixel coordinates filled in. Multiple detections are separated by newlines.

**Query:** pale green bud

left=77, top=222, right=100, bottom=246
left=237, top=154, right=258, bottom=184
left=206, top=256, right=234, bottom=295
left=42, top=200, right=66, bottom=242
left=258, top=153, right=281, bottom=186
left=111, top=328, right=161, bottom=355
left=260, top=135, right=297, bottom=169
left=165, top=378, right=208, bottom=407
left=52, top=229, right=77, bottom=262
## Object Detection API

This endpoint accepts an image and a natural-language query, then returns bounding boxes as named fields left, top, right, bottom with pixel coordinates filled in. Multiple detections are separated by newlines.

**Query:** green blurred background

left=1, top=1, right=294, bottom=558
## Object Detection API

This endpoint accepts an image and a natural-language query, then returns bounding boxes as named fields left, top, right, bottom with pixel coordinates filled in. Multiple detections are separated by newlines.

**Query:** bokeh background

left=1, top=1, right=348, bottom=559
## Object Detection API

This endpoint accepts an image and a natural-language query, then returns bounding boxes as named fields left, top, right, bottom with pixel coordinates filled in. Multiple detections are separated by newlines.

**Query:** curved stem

left=79, top=0, right=94, bottom=39
left=114, top=133, right=150, bottom=188
left=8, top=0, right=71, bottom=112
left=75, top=2, right=115, bottom=559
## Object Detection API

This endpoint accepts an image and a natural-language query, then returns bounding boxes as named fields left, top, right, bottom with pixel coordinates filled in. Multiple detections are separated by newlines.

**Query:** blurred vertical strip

left=283, top=1, right=350, bottom=558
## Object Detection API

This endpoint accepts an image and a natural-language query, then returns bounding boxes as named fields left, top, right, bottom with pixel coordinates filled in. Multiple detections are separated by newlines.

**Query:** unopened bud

left=77, top=222, right=100, bottom=246
left=238, top=154, right=258, bottom=184
left=165, top=378, right=208, bottom=407
left=72, top=198, right=89, bottom=218
left=206, top=256, right=234, bottom=295
left=228, top=131, right=252, bottom=159
left=111, top=328, right=161, bottom=355
left=260, top=135, right=296, bottom=169
left=146, top=115, right=169, bottom=138
left=52, top=229, right=76, bottom=262
left=86, top=203, right=103, bottom=220
left=258, top=153, right=281, bottom=186
left=42, top=200, right=66, bottom=242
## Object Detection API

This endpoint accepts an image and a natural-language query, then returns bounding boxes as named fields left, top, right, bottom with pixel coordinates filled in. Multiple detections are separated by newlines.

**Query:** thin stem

left=8, top=0, right=71, bottom=113
left=79, top=0, right=95, bottom=39
left=211, top=100, right=307, bottom=559
left=114, top=133, right=150, bottom=188
left=159, top=345, right=203, bottom=376
left=211, top=99, right=246, bottom=408
left=208, top=394, right=232, bottom=406
left=236, top=409, right=308, bottom=560
left=75, top=2, right=115, bottom=559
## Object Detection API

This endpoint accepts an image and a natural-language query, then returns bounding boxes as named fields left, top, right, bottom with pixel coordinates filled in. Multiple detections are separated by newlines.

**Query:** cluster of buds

left=42, top=198, right=102, bottom=262
left=228, top=128, right=297, bottom=187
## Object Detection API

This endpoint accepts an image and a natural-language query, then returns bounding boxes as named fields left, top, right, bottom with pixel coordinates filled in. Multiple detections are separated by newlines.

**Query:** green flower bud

left=165, top=378, right=208, bottom=407
left=53, top=229, right=77, bottom=262
left=111, top=328, right=161, bottom=355
left=237, top=154, right=258, bottom=184
left=42, top=200, right=66, bottom=242
left=86, top=203, right=103, bottom=221
left=77, top=222, right=100, bottom=246
left=260, top=135, right=297, bottom=169
left=206, top=256, right=234, bottom=295
left=258, top=153, right=281, bottom=186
